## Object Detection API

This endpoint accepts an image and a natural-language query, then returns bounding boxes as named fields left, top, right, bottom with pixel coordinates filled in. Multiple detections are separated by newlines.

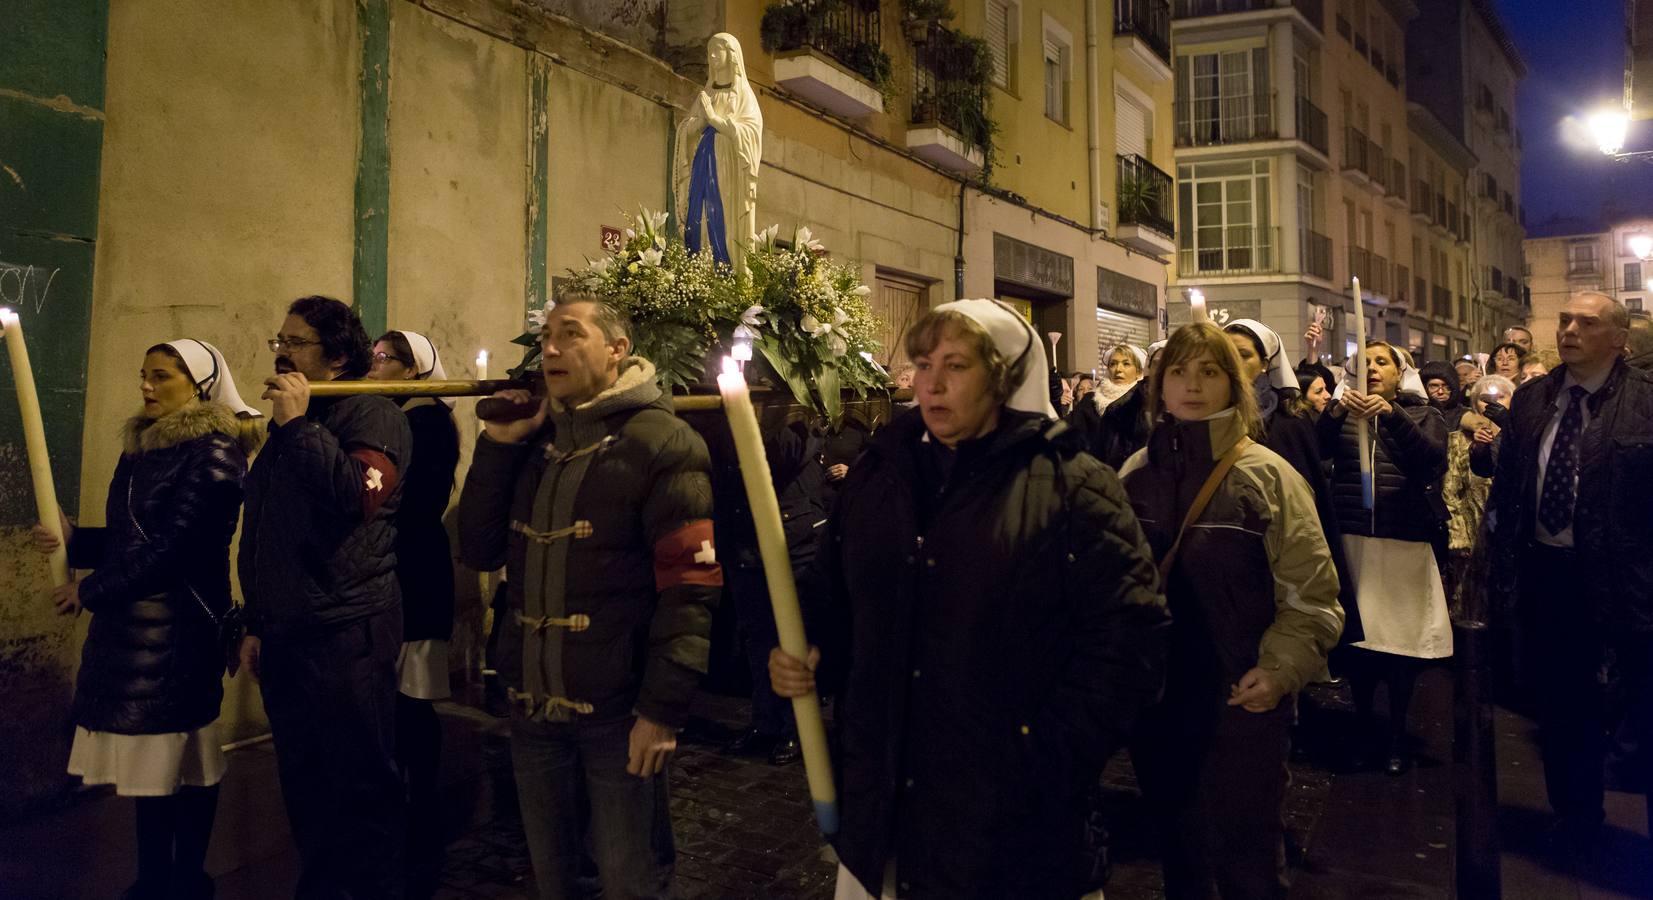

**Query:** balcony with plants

left=763, top=0, right=891, bottom=118
left=1115, top=153, right=1175, bottom=255
left=906, top=20, right=996, bottom=175
left=1171, top=0, right=1323, bottom=32
left=1115, top=0, right=1173, bottom=76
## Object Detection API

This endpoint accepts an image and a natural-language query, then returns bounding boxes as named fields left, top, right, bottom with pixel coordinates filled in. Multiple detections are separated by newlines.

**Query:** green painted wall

left=0, top=0, right=108, bottom=816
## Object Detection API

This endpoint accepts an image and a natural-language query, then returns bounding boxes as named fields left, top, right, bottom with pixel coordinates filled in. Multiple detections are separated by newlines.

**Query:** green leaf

left=755, top=335, right=822, bottom=418
left=816, top=364, right=843, bottom=427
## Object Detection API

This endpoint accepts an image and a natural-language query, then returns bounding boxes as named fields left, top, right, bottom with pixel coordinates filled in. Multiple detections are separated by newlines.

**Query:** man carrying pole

left=237, top=295, right=413, bottom=898
left=457, top=290, right=720, bottom=899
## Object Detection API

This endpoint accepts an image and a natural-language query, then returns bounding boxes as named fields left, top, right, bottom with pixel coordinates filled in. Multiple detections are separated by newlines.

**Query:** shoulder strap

left=1157, top=436, right=1252, bottom=582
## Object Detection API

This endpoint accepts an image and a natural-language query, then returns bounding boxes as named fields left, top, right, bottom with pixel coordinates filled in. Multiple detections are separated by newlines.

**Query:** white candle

left=1, top=308, right=68, bottom=585
left=715, top=356, right=838, bottom=835
left=1351, top=278, right=1374, bottom=511
left=1189, top=288, right=1209, bottom=323
left=475, top=349, right=489, bottom=381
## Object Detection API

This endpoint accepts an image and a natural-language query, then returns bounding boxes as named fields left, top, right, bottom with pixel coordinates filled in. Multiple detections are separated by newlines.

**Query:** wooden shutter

left=986, top=0, right=1010, bottom=88
left=1115, top=91, right=1148, bottom=159
left=872, top=275, right=928, bottom=367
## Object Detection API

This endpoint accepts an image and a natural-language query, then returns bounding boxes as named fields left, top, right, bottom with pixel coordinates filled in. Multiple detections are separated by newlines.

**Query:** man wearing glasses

left=237, top=295, right=413, bottom=898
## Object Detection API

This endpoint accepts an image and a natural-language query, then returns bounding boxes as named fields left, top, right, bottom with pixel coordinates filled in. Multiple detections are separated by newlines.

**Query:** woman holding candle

left=1318, top=341, right=1450, bottom=775
left=1117, top=321, right=1343, bottom=900
left=32, top=338, right=261, bottom=900
left=368, top=329, right=461, bottom=899
left=769, top=298, right=1170, bottom=899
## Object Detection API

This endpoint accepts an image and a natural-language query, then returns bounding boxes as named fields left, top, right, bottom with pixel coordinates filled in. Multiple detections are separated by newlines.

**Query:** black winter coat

left=395, top=400, right=459, bottom=642
left=810, top=408, right=1169, bottom=899
left=240, top=389, right=412, bottom=637
left=1067, top=383, right=1151, bottom=470
left=709, top=418, right=828, bottom=572
left=1261, top=407, right=1362, bottom=642
left=1488, top=360, right=1653, bottom=632
left=1318, top=397, right=1449, bottom=544
left=69, top=403, right=249, bottom=734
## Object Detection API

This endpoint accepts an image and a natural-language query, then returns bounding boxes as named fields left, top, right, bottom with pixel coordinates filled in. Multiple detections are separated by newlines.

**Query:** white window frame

left=1042, top=14, right=1074, bottom=126
left=1177, top=159, right=1274, bottom=275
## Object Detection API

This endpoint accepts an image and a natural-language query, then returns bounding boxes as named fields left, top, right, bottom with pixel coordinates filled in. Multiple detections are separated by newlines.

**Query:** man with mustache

left=1487, top=291, right=1653, bottom=860
left=237, top=295, right=413, bottom=898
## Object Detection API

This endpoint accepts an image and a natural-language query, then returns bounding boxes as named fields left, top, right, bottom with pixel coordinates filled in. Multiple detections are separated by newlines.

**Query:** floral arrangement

left=511, top=208, right=887, bottom=424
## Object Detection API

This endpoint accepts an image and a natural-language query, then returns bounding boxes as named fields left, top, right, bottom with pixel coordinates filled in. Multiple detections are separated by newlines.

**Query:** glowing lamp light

left=1628, top=233, right=1653, bottom=261
left=475, top=349, right=489, bottom=381
left=1589, top=109, right=1629, bottom=156
left=732, top=324, right=754, bottom=363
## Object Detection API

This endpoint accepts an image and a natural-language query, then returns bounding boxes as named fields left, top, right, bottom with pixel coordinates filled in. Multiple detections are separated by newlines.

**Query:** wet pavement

left=3, top=671, right=1648, bottom=899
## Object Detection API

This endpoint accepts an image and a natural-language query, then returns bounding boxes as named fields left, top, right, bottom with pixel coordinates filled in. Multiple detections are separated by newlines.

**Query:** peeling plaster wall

left=81, top=0, right=360, bottom=751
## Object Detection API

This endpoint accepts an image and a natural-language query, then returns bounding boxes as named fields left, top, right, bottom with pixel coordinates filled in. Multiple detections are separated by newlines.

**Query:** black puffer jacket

left=708, top=418, right=828, bottom=572
left=1489, top=360, right=1653, bottom=632
left=1067, top=383, right=1150, bottom=470
left=69, top=403, right=250, bottom=734
left=395, top=400, right=459, bottom=642
left=239, top=388, right=412, bottom=637
left=811, top=408, right=1168, bottom=899
left=1318, top=397, right=1449, bottom=544
left=457, top=359, right=720, bottom=729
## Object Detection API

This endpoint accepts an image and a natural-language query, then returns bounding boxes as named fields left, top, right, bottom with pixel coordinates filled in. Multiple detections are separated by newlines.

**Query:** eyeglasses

left=268, top=336, right=320, bottom=352
left=371, top=351, right=410, bottom=366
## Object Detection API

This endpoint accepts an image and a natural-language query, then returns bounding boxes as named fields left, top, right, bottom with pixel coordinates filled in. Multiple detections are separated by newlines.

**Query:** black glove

left=1482, top=401, right=1510, bottom=428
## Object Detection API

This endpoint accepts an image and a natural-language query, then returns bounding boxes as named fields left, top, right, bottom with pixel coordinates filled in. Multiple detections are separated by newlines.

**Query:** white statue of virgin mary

left=674, top=32, right=763, bottom=271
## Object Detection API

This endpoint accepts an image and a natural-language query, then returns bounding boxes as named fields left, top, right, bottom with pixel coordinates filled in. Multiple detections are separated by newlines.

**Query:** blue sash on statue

left=685, top=126, right=731, bottom=264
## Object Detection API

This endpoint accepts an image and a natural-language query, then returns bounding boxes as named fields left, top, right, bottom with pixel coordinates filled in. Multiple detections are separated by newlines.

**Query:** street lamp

left=1629, top=232, right=1653, bottom=262
left=1589, top=107, right=1653, bottom=162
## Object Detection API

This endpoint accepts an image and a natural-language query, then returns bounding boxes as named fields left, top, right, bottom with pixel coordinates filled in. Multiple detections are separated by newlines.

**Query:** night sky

left=1498, top=0, right=1653, bottom=237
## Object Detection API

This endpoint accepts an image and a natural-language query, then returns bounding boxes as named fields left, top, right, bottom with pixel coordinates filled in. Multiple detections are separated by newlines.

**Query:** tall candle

left=1351, top=278, right=1374, bottom=510
left=475, top=349, right=489, bottom=381
left=1189, top=288, right=1209, bottom=323
left=1, top=309, right=68, bottom=584
left=715, top=356, right=838, bottom=835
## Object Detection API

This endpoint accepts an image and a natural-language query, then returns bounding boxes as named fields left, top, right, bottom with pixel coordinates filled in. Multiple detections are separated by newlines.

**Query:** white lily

left=624, top=227, right=637, bottom=241
left=741, top=304, right=766, bottom=328
left=758, top=224, right=780, bottom=246
left=639, top=247, right=663, bottom=267
left=589, top=256, right=611, bottom=275
left=803, top=307, right=851, bottom=357
left=649, top=209, right=669, bottom=231
left=526, top=306, right=549, bottom=335
left=795, top=225, right=824, bottom=252
left=852, top=284, right=871, bottom=296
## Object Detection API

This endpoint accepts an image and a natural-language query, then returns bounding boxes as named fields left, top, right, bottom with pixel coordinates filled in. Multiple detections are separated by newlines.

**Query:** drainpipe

left=955, top=179, right=967, bottom=298
left=1085, top=0, right=1104, bottom=233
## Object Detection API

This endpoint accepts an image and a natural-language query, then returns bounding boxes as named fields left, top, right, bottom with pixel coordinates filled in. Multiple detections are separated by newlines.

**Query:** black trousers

left=728, top=566, right=794, bottom=736
left=262, top=608, right=405, bottom=899
left=1132, top=703, right=1292, bottom=900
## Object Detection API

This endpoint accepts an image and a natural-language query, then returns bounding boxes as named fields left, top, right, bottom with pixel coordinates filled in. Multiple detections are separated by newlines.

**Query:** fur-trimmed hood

left=123, top=401, right=260, bottom=456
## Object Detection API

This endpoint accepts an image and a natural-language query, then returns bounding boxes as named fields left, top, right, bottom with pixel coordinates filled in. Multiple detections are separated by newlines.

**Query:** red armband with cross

left=350, top=448, right=400, bottom=519
left=653, top=520, right=723, bottom=590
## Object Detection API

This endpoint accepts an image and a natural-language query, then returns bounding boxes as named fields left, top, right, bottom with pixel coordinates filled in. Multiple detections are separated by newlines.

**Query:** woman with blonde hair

left=33, top=338, right=261, bottom=900
left=1119, top=321, right=1342, bottom=899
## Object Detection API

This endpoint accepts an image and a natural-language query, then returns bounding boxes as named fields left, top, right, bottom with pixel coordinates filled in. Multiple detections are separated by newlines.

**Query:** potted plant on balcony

left=1116, top=169, right=1162, bottom=230
left=762, top=0, right=896, bottom=98
left=902, top=0, right=953, bottom=42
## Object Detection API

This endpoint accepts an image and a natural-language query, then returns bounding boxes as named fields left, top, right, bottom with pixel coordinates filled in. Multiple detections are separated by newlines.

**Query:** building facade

left=1525, top=219, right=1653, bottom=348
left=1405, top=0, right=1528, bottom=351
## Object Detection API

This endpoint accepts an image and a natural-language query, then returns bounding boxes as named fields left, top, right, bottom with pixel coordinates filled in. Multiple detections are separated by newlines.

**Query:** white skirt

left=834, top=862, right=899, bottom=900
left=67, top=722, right=227, bottom=797
left=397, top=639, right=451, bottom=700
left=1343, top=534, right=1454, bottom=659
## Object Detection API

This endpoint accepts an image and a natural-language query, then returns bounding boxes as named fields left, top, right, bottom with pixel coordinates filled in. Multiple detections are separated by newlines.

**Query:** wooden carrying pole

left=0, top=308, right=69, bottom=584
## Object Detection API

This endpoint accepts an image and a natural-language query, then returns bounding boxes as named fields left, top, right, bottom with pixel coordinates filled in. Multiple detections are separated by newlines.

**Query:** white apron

left=1343, top=534, right=1453, bottom=659
left=67, top=722, right=227, bottom=797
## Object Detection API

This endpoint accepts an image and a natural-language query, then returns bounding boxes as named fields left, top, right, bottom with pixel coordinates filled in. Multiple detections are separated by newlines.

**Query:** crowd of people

left=26, top=288, right=1653, bottom=900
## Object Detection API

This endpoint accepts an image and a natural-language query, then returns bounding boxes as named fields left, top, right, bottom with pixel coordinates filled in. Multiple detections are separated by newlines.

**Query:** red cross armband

left=653, top=520, right=723, bottom=591
left=350, top=448, right=399, bottom=519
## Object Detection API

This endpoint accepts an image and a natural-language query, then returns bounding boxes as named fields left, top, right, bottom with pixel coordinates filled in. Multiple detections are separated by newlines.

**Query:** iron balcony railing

left=1302, top=228, right=1332, bottom=280
left=1116, top=153, right=1175, bottom=238
left=1175, top=94, right=1276, bottom=146
left=1567, top=258, right=1601, bottom=277
left=1435, top=195, right=1448, bottom=227
left=1415, top=277, right=1428, bottom=312
left=1348, top=246, right=1371, bottom=284
left=1412, top=180, right=1433, bottom=217
left=911, top=29, right=989, bottom=149
left=1364, top=145, right=1388, bottom=188
left=1172, top=0, right=1321, bottom=27
left=1343, top=126, right=1369, bottom=175
left=1115, top=0, right=1172, bottom=64
left=1296, top=95, right=1328, bottom=155
left=1446, top=202, right=1460, bottom=236
left=1390, top=160, right=1407, bottom=202
left=1433, top=285, right=1451, bottom=318
left=1370, top=253, right=1390, bottom=296
left=769, top=0, right=882, bottom=81
left=1488, top=267, right=1504, bottom=295
left=1395, top=264, right=1410, bottom=305
left=1178, top=225, right=1278, bottom=277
